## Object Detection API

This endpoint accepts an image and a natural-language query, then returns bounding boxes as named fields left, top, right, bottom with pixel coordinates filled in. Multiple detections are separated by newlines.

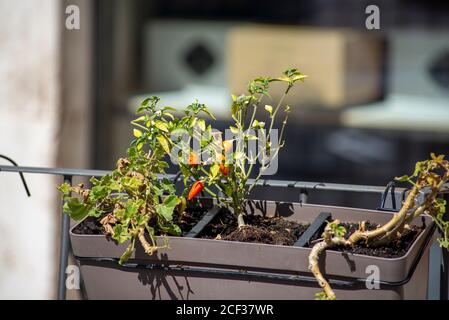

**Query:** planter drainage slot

left=294, top=212, right=331, bottom=247
left=185, top=206, right=221, bottom=238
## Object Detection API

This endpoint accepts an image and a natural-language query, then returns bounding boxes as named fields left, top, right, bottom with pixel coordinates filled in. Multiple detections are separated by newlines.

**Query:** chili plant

left=182, top=69, right=307, bottom=228
left=58, top=96, right=213, bottom=264
left=310, top=153, right=449, bottom=299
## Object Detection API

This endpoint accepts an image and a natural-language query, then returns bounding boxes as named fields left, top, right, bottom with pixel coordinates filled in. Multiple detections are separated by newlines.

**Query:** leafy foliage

left=180, top=68, right=307, bottom=225
left=327, top=221, right=346, bottom=239
left=394, top=153, right=449, bottom=249
left=58, top=97, right=210, bottom=264
left=315, top=291, right=336, bottom=300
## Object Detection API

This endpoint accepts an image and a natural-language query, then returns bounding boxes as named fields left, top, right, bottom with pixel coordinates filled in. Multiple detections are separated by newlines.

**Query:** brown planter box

left=71, top=201, right=435, bottom=300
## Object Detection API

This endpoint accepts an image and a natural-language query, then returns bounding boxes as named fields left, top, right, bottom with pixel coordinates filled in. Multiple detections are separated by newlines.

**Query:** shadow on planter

left=71, top=200, right=435, bottom=300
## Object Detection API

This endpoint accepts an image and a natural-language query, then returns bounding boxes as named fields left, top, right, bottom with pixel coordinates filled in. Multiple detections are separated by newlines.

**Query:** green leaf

left=171, top=128, right=188, bottom=136
left=197, top=119, right=206, bottom=131
left=125, top=200, right=140, bottom=218
left=136, top=142, right=144, bottom=151
left=119, top=239, right=135, bottom=265
left=156, top=204, right=176, bottom=221
left=155, top=195, right=180, bottom=221
left=315, top=291, right=335, bottom=300
left=231, top=103, right=238, bottom=119
left=190, top=117, right=198, bottom=128
left=251, top=120, right=265, bottom=129
left=202, top=108, right=216, bottom=120
left=57, top=183, right=71, bottom=195
left=88, top=208, right=103, bottom=218
left=134, top=115, right=146, bottom=122
left=162, top=112, right=174, bottom=120
left=123, top=176, right=143, bottom=190
left=264, top=105, right=273, bottom=114
left=395, top=175, right=410, bottom=182
left=158, top=221, right=181, bottom=236
left=133, top=129, right=143, bottom=138
left=163, top=195, right=181, bottom=208
left=112, top=224, right=130, bottom=244
left=438, top=238, right=449, bottom=249
left=210, top=163, right=220, bottom=178
left=90, top=185, right=108, bottom=199
left=230, top=126, right=239, bottom=134
left=63, top=197, right=91, bottom=221
left=162, top=106, right=177, bottom=112
left=166, top=224, right=181, bottom=236
left=154, top=120, right=169, bottom=133
left=156, top=135, right=170, bottom=154
left=245, top=134, right=258, bottom=140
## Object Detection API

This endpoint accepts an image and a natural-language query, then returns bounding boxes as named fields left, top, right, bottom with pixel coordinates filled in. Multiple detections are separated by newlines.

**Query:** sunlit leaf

left=154, top=120, right=169, bottom=133
left=157, top=135, right=170, bottom=154
left=264, top=105, right=273, bottom=114
left=133, top=129, right=143, bottom=138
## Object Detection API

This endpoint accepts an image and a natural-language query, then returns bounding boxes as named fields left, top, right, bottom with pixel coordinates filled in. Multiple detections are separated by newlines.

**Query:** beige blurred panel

left=58, top=0, right=93, bottom=170
left=59, top=0, right=95, bottom=300
left=227, top=25, right=384, bottom=109
left=0, top=0, right=60, bottom=299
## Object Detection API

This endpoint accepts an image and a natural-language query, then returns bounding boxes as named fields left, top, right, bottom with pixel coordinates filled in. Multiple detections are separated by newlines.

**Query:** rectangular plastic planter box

left=71, top=200, right=435, bottom=300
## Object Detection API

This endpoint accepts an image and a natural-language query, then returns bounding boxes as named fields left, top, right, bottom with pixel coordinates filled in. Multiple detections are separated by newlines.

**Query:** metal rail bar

left=0, top=165, right=412, bottom=194
left=0, top=165, right=110, bottom=177
left=57, top=175, right=72, bottom=300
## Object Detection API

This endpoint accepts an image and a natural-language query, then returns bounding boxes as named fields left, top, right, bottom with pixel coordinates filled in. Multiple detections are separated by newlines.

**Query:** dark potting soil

left=308, top=221, right=423, bottom=258
left=199, top=209, right=309, bottom=246
left=72, top=207, right=207, bottom=236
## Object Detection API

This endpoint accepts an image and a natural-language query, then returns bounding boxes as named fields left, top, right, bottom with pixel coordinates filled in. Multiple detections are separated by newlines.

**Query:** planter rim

left=70, top=201, right=433, bottom=262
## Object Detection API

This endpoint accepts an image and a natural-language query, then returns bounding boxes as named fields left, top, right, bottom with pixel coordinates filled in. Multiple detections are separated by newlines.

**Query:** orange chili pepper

left=188, top=181, right=204, bottom=200
left=216, top=153, right=229, bottom=176
left=216, top=153, right=225, bottom=163
left=188, top=152, right=199, bottom=167
left=223, top=140, right=233, bottom=153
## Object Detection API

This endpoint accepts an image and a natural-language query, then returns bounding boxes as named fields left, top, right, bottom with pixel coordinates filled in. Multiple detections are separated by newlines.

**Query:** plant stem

left=131, top=121, right=149, bottom=132
left=348, top=186, right=419, bottom=244
left=237, top=213, right=246, bottom=228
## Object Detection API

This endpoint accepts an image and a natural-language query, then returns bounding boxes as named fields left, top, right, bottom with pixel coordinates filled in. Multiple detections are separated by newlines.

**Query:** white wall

left=0, top=0, right=60, bottom=299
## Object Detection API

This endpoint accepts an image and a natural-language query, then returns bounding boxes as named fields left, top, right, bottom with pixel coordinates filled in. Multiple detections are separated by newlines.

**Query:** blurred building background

left=0, top=0, right=448, bottom=298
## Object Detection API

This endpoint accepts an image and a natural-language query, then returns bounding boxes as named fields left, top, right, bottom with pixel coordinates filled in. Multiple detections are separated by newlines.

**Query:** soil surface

left=308, top=221, right=423, bottom=258
left=72, top=207, right=207, bottom=236
left=173, top=208, right=207, bottom=236
left=200, top=209, right=309, bottom=246
left=73, top=207, right=424, bottom=258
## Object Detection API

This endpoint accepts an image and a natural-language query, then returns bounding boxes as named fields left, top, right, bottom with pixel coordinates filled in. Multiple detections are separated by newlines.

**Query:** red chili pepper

left=220, top=164, right=229, bottom=176
left=188, top=181, right=204, bottom=200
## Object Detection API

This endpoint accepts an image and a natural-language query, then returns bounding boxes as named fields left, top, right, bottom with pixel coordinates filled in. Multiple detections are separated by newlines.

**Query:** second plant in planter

left=179, top=68, right=308, bottom=244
